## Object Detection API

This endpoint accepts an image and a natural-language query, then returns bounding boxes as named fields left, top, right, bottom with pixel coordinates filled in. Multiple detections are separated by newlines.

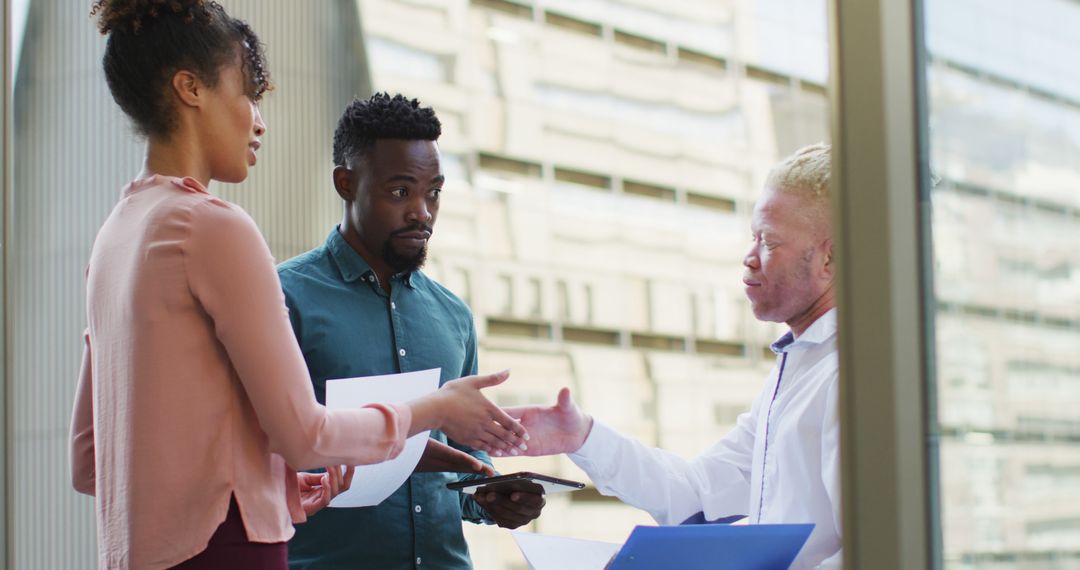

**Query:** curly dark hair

left=90, top=0, right=271, bottom=138
left=332, top=93, right=442, bottom=167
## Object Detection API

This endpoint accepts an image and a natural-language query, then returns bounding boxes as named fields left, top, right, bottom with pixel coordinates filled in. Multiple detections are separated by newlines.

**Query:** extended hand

left=298, top=464, right=355, bottom=517
left=429, top=370, right=530, bottom=458
left=416, top=439, right=495, bottom=476
left=503, top=387, right=592, bottom=456
left=475, top=487, right=546, bottom=529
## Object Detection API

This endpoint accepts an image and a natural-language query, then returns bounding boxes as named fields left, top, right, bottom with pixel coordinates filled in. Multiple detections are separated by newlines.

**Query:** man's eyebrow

left=431, top=174, right=445, bottom=184
left=385, top=174, right=419, bottom=183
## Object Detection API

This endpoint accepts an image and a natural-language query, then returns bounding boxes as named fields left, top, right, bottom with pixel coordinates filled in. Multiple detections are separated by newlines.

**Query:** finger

left=462, top=455, right=486, bottom=473
left=472, top=432, right=509, bottom=457
left=486, top=405, right=529, bottom=444
left=327, top=468, right=341, bottom=497
left=440, top=444, right=487, bottom=472
left=342, top=465, right=355, bottom=491
left=557, top=387, right=572, bottom=409
left=510, top=491, right=546, bottom=508
left=332, top=465, right=344, bottom=492
left=324, top=469, right=336, bottom=497
left=484, top=420, right=526, bottom=454
left=467, top=369, right=510, bottom=389
left=486, top=503, right=529, bottom=529
left=502, top=406, right=527, bottom=420
left=493, top=496, right=540, bottom=518
left=478, top=463, right=496, bottom=476
left=322, top=473, right=336, bottom=497
left=298, top=472, right=319, bottom=490
left=511, top=492, right=548, bottom=513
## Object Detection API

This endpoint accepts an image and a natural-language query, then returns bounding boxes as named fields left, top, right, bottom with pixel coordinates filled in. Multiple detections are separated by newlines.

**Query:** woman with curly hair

left=70, top=2, right=528, bottom=568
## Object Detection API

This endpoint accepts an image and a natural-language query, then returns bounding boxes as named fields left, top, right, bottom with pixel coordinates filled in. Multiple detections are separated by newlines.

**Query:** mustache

left=390, top=224, right=433, bottom=237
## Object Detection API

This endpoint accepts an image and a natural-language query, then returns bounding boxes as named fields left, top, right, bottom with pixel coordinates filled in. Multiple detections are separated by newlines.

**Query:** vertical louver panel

left=10, top=2, right=368, bottom=566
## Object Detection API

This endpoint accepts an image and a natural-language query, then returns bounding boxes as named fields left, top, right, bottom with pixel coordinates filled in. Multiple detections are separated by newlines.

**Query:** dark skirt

left=170, top=496, right=287, bottom=569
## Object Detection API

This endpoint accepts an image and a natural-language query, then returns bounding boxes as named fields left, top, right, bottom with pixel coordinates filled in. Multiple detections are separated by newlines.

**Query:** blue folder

left=605, top=524, right=814, bottom=570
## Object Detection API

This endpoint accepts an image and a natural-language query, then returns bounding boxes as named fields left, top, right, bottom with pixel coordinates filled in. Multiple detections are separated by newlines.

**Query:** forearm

left=570, top=420, right=749, bottom=525
left=404, top=392, right=447, bottom=436
left=451, top=438, right=496, bottom=523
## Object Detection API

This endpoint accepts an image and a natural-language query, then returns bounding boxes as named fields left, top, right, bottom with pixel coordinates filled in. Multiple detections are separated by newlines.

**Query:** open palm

left=503, top=387, right=592, bottom=456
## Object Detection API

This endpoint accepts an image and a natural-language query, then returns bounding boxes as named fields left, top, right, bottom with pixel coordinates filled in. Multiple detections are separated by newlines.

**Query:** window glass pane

left=358, top=0, right=831, bottom=565
left=924, top=0, right=1080, bottom=566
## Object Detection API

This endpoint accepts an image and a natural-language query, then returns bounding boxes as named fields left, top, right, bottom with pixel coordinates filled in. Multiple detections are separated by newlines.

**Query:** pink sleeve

left=183, top=199, right=410, bottom=470
left=69, top=330, right=96, bottom=496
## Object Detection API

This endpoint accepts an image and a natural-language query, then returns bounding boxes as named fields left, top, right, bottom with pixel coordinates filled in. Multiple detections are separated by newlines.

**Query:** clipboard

left=512, top=524, right=814, bottom=570
left=606, top=524, right=815, bottom=570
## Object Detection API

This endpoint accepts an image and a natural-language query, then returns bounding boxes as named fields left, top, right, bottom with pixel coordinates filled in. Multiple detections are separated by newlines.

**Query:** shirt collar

left=325, top=228, right=415, bottom=288
left=122, top=175, right=207, bottom=198
left=770, top=307, right=837, bottom=354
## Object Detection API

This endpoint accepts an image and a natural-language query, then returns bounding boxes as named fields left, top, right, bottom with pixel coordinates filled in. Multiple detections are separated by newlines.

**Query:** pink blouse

left=69, top=175, right=412, bottom=569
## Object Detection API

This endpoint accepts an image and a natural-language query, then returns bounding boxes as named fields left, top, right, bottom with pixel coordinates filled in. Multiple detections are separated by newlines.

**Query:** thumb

left=556, top=387, right=573, bottom=409
left=470, top=369, right=510, bottom=389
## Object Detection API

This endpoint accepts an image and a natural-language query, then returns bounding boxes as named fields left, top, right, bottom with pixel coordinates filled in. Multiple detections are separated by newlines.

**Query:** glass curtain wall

left=922, top=0, right=1080, bottom=568
left=351, top=1, right=830, bottom=566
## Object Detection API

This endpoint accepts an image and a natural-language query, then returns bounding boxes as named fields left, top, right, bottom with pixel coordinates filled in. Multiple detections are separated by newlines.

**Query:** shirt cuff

left=568, top=419, right=620, bottom=477
left=361, top=402, right=412, bottom=461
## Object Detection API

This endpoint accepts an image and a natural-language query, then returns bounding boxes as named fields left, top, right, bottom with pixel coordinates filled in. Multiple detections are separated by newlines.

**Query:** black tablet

left=446, top=471, right=586, bottom=495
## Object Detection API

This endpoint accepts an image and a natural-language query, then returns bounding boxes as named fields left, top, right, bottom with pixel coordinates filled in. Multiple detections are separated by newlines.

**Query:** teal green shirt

left=279, top=228, right=493, bottom=570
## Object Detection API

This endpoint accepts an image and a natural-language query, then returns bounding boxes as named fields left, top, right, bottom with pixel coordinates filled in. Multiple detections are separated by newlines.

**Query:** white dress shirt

left=569, top=309, right=842, bottom=569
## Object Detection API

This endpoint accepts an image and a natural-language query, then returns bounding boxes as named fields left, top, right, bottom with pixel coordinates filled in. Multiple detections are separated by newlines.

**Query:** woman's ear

left=333, top=166, right=354, bottom=201
left=171, top=70, right=202, bottom=108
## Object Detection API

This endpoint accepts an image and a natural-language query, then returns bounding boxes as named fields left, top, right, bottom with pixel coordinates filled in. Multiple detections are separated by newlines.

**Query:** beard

left=380, top=225, right=430, bottom=275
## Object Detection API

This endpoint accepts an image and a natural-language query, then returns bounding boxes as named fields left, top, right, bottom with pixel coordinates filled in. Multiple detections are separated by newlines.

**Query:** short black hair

left=92, top=0, right=271, bottom=138
left=332, top=93, right=442, bottom=167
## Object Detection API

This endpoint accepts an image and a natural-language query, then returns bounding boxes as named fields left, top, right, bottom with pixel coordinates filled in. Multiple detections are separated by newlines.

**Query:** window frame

left=828, top=0, right=941, bottom=567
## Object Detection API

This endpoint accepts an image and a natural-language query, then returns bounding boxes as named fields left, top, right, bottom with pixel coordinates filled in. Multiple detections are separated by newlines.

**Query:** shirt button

left=399, top=348, right=407, bottom=357
left=414, top=504, right=422, bottom=513
left=416, top=557, right=422, bottom=565
left=367, top=275, right=375, bottom=282
left=391, top=302, right=397, bottom=310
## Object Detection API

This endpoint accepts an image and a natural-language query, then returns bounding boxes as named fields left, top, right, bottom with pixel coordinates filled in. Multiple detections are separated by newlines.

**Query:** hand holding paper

left=326, top=369, right=441, bottom=507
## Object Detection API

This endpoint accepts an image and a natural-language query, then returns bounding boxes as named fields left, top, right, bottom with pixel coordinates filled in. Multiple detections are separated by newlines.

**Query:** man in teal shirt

left=280, top=93, right=546, bottom=569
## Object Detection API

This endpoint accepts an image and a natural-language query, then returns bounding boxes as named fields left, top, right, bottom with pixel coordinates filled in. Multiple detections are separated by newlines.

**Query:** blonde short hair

left=764, top=142, right=832, bottom=230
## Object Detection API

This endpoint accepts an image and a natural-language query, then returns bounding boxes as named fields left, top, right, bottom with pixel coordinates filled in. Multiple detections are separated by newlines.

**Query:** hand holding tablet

left=447, top=472, right=585, bottom=495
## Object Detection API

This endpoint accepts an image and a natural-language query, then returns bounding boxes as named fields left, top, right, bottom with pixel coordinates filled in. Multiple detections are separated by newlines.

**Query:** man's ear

left=170, top=70, right=202, bottom=108
left=333, top=166, right=355, bottom=201
left=821, top=238, right=835, bottom=278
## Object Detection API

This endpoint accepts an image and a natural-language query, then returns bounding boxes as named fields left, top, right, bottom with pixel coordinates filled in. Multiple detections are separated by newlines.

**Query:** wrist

left=407, top=392, right=447, bottom=436
left=572, top=415, right=594, bottom=453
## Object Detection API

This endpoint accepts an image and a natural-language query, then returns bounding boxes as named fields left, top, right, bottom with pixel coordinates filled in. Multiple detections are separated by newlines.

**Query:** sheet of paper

left=512, top=531, right=621, bottom=570
left=324, top=368, right=440, bottom=508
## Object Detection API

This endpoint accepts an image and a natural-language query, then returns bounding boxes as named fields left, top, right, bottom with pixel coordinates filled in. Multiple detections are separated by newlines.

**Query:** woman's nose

left=252, top=105, right=267, bottom=137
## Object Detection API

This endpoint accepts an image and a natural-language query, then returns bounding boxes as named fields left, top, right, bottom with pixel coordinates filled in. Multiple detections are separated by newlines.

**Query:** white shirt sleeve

left=569, top=392, right=764, bottom=525
left=818, top=377, right=843, bottom=568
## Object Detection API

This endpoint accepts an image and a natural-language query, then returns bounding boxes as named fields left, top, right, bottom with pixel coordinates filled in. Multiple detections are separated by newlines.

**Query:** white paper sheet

left=324, top=368, right=440, bottom=507
left=512, top=531, right=621, bottom=570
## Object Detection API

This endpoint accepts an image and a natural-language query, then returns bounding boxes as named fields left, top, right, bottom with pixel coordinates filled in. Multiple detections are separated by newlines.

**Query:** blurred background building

left=922, top=0, right=1080, bottom=567
left=346, top=1, right=828, bottom=567
left=6, top=0, right=1080, bottom=569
